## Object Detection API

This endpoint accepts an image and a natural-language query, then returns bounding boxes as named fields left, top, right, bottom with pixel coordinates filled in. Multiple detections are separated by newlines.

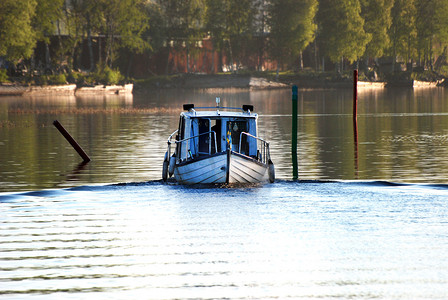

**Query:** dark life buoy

left=168, top=155, right=176, bottom=177
left=162, top=152, right=169, bottom=182
left=268, top=159, right=275, bottom=183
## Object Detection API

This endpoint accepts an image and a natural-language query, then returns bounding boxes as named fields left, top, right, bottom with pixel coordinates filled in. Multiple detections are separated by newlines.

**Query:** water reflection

left=1, top=88, right=448, bottom=191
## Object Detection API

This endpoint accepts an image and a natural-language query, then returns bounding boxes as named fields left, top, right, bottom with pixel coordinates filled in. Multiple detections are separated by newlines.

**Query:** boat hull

left=173, top=151, right=270, bottom=184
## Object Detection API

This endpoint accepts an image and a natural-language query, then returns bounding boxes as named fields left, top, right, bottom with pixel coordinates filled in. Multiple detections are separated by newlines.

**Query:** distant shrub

left=67, top=72, right=81, bottom=84
left=33, top=75, right=49, bottom=86
left=0, top=69, right=9, bottom=83
left=49, top=74, right=67, bottom=85
left=439, top=65, right=448, bottom=77
left=96, top=66, right=123, bottom=85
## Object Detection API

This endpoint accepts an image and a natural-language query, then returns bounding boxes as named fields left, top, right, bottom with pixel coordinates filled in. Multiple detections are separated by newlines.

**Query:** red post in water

left=353, top=69, right=359, bottom=178
left=53, top=120, right=91, bottom=163
left=353, top=69, right=358, bottom=122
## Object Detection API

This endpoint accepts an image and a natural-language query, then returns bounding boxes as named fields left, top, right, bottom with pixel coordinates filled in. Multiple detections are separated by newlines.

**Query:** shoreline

left=1, top=74, right=446, bottom=96
left=0, top=83, right=133, bottom=96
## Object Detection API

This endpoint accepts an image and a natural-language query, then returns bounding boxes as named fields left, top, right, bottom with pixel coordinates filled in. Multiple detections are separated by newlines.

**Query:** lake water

left=1, top=87, right=448, bottom=299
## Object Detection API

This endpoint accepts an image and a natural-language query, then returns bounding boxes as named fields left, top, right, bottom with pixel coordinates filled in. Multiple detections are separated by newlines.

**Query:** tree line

left=1, top=0, right=448, bottom=78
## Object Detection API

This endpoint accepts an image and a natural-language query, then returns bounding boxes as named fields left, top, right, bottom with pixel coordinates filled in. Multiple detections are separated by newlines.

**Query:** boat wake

left=1, top=179, right=448, bottom=201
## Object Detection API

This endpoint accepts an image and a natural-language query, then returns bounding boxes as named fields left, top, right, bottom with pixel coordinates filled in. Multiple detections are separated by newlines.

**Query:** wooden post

left=353, top=70, right=359, bottom=177
left=292, top=85, right=298, bottom=180
left=53, top=120, right=91, bottom=163
left=353, top=69, right=358, bottom=122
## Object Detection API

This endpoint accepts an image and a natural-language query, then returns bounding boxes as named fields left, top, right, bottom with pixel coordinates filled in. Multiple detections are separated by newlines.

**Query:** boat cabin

left=175, top=104, right=259, bottom=163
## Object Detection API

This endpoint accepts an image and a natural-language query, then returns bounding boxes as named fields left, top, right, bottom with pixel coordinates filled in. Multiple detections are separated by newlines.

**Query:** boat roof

left=181, top=104, right=258, bottom=119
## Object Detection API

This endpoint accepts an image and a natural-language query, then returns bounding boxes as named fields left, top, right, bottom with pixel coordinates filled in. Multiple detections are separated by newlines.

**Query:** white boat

left=162, top=99, right=275, bottom=184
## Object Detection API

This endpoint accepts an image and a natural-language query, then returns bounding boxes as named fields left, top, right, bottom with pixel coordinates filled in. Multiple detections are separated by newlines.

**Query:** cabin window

left=198, top=118, right=210, bottom=155
left=211, top=119, right=221, bottom=153
left=227, top=120, right=248, bottom=154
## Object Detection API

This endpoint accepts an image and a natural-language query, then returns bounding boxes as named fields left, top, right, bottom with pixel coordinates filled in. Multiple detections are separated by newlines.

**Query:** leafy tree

left=389, top=0, right=416, bottom=70
left=226, top=0, right=256, bottom=71
left=205, top=0, right=227, bottom=72
left=145, top=2, right=165, bottom=55
left=99, top=0, right=150, bottom=68
left=433, top=0, right=448, bottom=46
left=205, top=0, right=256, bottom=72
left=268, top=0, right=317, bottom=75
left=32, top=0, right=64, bottom=71
left=361, top=0, right=393, bottom=60
left=0, top=0, right=37, bottom=63
left=317, top=0, right=371, bottom=71
left=253, top=0, right=269, bottom=71
left=157, top=0, right=206, bottom=73
left=178, top=0, right=206, bottom=72
left=62, top=0, right=89, bottom=70
left=415, top=0, right=448, bottom=70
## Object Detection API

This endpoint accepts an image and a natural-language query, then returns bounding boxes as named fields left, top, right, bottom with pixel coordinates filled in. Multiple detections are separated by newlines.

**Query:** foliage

left=226, top=0, right=257, bottom=69
left=205, top=0, right=227, bottom=52
left=439, top=65, right=448, bottom=77
left=49, top=74, right=67, bottom=85
left=95, top=66, right=124, bottom=85
left=145, top=2, right=165, bottom=54
left=317, top=0, right=371, bottom=64
left=389, top=0, right=416, bottom=63
left=414, top=0, right=448, bottom=68
left=0, top=0, right=37, bottom=63
left=33, top=0, right=63, bottom=43
left=268, top=0, right=318, bottom=68
left=361, top=0, right=394, bottom=59
left=66, top=72, right=81, bottom=84
left=99, top=0, right=150, bottom=67
left=0, top=69, right=9, bottom=83
left=3, top=0, right=448, bottom=78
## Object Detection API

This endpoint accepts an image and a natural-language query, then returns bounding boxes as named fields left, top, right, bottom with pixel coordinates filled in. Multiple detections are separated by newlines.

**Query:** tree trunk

left=429, top=37, right=433, bottom=71
left=165, top=45, right=170, bottom=75
left=71, top=44, right=77, bottom=71
left=365, top=57, right=369, bottom=74
left=86, top=15, right=95, bottom=72
left=57, top=21, right=64, bottom=68
left=276, top=64, right=280, bottom=81
left=98, top=37, right=102, bottom=67
left=186, top=45, right=190, bottom=73
left=45, top=42, right=51, bottom=74
left=218, top=49, right=223, bottom=73
left=210, top=45, right=215, bottom=74
left=258, top=36, right=264, bottom=71
left=126, top=52, right=134, bottom=78
left=228, top=39, right=234, bottom=72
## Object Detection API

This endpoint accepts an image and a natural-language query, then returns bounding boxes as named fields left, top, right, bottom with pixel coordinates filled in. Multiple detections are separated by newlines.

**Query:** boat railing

left=172, top=131, right=218, bottom=161
left=167, top=129, right=178, bottom=158
left=238, top=132, right=271, bottom=164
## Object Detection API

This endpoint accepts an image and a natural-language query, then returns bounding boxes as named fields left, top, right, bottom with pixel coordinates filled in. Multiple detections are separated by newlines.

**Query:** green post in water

left=292, top=85, right=298, bottom=180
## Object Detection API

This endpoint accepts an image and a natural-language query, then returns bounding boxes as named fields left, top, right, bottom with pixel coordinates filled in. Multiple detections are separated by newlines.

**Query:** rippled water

left=1, top=87, right=448, bottom=299
left=1, top=181, right=448, bottom=299
left=1, top=87, right=448, bottom=191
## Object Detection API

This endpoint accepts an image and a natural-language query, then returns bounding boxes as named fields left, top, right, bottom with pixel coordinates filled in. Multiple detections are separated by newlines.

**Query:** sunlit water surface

left=1, top=87, right=448, bottom=299
left=1, top=181, right=448, bottom=299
